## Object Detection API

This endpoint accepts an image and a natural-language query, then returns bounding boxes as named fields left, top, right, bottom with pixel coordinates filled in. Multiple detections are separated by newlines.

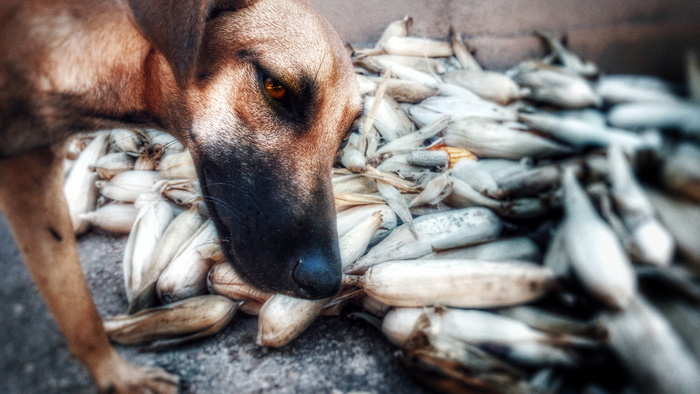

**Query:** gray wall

left=310, top=0, right=700, bottom=80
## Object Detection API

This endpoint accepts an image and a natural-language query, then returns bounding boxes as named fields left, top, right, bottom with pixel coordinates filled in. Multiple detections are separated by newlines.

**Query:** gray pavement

left=0, top=214, right=428, bottom=394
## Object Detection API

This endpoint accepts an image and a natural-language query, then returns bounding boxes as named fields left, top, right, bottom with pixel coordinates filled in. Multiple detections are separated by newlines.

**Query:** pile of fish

left=63, top=17, right=700, bottom=393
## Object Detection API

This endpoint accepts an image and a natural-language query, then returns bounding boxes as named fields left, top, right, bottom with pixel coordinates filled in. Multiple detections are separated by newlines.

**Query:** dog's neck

left=0, top=1, right=186, bottom=156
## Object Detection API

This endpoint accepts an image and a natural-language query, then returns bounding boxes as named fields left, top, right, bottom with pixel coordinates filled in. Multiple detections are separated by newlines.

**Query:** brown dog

left=0, top=0, right=362, bottom=392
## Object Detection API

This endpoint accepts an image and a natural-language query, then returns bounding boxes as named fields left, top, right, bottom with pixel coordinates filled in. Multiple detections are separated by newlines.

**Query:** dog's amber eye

left=264, top=77, right=287, bottom=101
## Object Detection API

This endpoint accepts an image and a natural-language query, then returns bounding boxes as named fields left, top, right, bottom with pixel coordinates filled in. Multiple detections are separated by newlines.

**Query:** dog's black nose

left=292, top=256, right=341, bottom=300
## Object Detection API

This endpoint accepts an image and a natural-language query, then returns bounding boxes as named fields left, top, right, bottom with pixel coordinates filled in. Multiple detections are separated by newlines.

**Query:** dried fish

left=157, top=151, right=197, bottom=179
left=448, top=159, right=499, bottom=195
left=104, top=295, right=239, bottom=347
left=92, top=152, right=135, bottom=179
left=374, top=16, right=411, bottom=50
left=78, top=203, right=139, bottom=234
left=370, top=56, right=442, bottom=88
left=360, top=259, right=554, bottom=308
left=595, top=74, right=680, bottom=104
left=423, top=307, right=596, bottom=367
left=498, top=306, right=604, bottom=339
left=383, top=36, right=453, bottom=58
left=122, top=198, right=174, bottom=302
left=256, top=294, right=330, bottom=348
left=339, top=211, right=384, bottom=267
left=607, top=101, right=700, bottom=135
left=608, top=145, right=674, bottom=266
left=64, top=131, right=109, bottom=235
left=409, top=95, right=516, bottom=126
left=442, top=177, right=503, bottom=211
left=400, top=331, right=533, bottom=394
left=421, top=236, right=542, bottom=263
left=601, top=297, right=700, bottom=394
left=519, top=112, right=655, bottom=151
left=510, top=63, right=601, bottom=108
left=134, top=208, right=207, bottom=301
left=336, top=203, right=396, bottom=246
left=443, top=70, right=526, bottom=105
left=95, top=170, right=162, bottom=203
left=450, top=29, right=482, bottom=71
left=368, top=77, right=438, bottom=103
left=387, top=306, right=595, bottom=355
left=340, top=144, right=367, bottom=173
left=492, top=162, right=580, bottom=198
left=363, top=95, right=415, bottom=142
left=561, top=168, right=636, bottom=309
left=444, top=118, right=572, bottom=160
left=365, top=55, right=449, bottom=75
left=374, top=115, right=449, bottom=155
left=377, top=180, right=415, bottom=232
left=208, top=261, right=273, bottom=315
left=375, top=153, right=428, bottom=176
left=408, top=172, right=451, bottom=207
left=346, top=207, right=502, bottom=274
left=156, top=220, right=218, bottom=303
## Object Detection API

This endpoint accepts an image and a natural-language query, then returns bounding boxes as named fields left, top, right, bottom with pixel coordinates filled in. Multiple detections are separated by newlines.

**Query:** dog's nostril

left=292, top=257, right=341, bottom=300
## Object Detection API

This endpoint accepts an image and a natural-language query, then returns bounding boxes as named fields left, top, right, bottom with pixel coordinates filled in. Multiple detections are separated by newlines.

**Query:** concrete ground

left=0, top=215, right=429, bottom=394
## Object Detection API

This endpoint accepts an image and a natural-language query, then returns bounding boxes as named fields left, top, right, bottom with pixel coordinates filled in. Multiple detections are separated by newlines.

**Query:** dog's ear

left=125, top=0, right=258, bottom=89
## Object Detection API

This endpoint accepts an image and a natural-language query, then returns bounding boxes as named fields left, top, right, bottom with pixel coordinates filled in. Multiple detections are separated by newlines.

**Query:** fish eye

left=263, top=76, right=287, bottom=101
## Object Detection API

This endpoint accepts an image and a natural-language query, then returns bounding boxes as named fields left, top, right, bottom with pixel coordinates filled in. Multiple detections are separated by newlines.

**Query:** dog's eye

left=264, top=76, right=287, bottom=101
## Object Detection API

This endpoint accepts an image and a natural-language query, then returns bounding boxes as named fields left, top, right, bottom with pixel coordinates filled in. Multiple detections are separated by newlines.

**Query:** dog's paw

left=93, top=352, right=180, bottom=394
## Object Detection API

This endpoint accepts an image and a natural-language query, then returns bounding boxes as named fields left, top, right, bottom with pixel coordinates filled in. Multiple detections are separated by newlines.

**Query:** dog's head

left=126, top=0, right=362, bottom=299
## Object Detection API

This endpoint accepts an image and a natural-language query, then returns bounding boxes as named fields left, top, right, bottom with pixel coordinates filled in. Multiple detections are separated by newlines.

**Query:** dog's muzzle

left=199, top=158, right=342, bottom=300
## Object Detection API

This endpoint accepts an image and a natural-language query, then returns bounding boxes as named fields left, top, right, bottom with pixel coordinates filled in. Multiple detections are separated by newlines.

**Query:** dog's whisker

left=200, top=195, right=245, bottom=222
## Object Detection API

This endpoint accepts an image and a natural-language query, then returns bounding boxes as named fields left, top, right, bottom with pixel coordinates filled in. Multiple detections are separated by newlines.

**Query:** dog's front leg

left=0, top=147, right=179, bottom=393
